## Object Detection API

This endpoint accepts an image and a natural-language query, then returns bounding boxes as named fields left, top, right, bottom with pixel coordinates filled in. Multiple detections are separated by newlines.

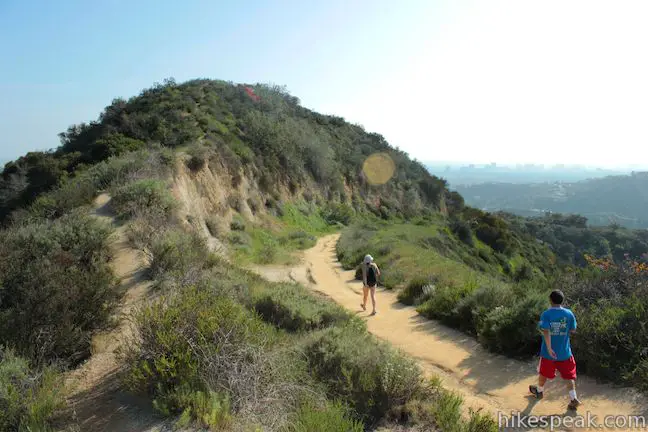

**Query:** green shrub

left=265, top=197, right=285, bottom=217
left=253, top=283, right=350, bottom=332
left=322, top=203, right=355, bottom=226
left=124, top=288, right=277, bottom=423
left=304, top=324, right=427, bottom=426
left=477, top=292, right=546, bottom=357
left=453, top=283, right=514, bottom=335
left=110, top=179, right=175, bottom=220
left=514, top=263, right=533, bottom=282
left=570, top=292, right=648, bottom=385
left=230, top=214, right=246, bottom=231
left=0, top=349, right=65, bottom=432
left=451, top=219, right=474, bottom=247
left=186, top=144, right=210, bottom=171
left=418, top=283, right=474, bottom=327
left=26, top=175, right=97, bottom=220
left=148, top=228, right=216, bottom=289
left=0, top=210, right=118, bottom=365
left=466, top=408, right=499, bottom=432
left=163, top=387, right=232, bottom=430
left=381, top=267, right=405, bottom=289
left=432, top=391, right=463, bottom=432
left=282, top=230, right=317, bottom=250
left=205, top=215, right=223, bottom=237
left=286, top=401, right=364, bottom=432
left=229, top=231, right=251, bottom=246
left=397, top=276, right=435, bottom=306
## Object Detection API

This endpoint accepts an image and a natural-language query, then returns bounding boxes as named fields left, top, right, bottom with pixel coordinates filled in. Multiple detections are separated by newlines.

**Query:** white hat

left=364, top=254, right=373, bottom=264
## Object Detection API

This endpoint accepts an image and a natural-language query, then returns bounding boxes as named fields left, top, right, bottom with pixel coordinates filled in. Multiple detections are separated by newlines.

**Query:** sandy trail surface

left=252, top=234, right=648, bottom=431
left=62, top=194, right=172, bottom=432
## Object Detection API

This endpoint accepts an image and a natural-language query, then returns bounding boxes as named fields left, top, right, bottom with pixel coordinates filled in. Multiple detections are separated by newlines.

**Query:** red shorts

left=538, top=356, right=577, bottom=380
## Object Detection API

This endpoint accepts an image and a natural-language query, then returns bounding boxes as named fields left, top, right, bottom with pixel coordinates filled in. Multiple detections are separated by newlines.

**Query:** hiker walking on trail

left=529, top=289, right=581, bottom=411
left=361, top=254, right=380, bottom=316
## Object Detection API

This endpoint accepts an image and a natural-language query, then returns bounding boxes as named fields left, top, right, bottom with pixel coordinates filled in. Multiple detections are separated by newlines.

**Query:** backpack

left=366, top=264, right=377, bottom=286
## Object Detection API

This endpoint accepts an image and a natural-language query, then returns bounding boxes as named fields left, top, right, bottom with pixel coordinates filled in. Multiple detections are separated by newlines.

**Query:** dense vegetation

left=338, top=214, right=648, bottom=389
left=0, top=79, right=496, bottom=431
left=500, top=212, right=648, bottom=266
left=455, top=172, right=648, bottom=228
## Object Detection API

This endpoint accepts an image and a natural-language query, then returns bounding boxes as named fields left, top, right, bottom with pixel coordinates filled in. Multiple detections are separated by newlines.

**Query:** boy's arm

left=375, top=264, right=381, bottom=276
left=543, top=329, right=557, bottom=358
left=570, top=312, right=577, bottom=335
left=539, top=311, right=557, bottom=358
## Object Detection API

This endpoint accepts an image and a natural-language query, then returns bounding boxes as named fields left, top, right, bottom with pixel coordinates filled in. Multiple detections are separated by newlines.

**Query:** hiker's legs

left=362, top=285, right=369, bottom=308
left=557, top=357, right=579, bottom=405
left=538, top=375, right=548, bottom=389
left=531, top=358, right=554, bottom=398
left=370, top=286, right=376, bottom=313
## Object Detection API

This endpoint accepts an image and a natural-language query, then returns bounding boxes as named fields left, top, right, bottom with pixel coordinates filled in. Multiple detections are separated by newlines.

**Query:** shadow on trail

left=66, top=369, right=170, bottom=432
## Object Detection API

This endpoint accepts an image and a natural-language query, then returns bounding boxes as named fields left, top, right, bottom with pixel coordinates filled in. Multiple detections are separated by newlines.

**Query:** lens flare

left=362, top=153, right=395, bottom=185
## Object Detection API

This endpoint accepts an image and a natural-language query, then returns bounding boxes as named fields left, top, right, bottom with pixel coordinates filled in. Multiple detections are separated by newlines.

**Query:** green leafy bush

left=451, top=219, right=474, bottom=247
left=417, top=283, right=474, bottom=328
left=110, top=179, right=175, bottom=220
left=253, top=283, right=351, bottom=332
left=185, top=144, right=210, bottom=171
left=453, top=283, right=514, bottom=335
left=230, top=214, right=246, bottom=231
left=286, top=401, right=364, bottom=432
left=281, top=230, right=317, bottom=250
left=148, top=228, right=217, bottom=289
left=0, top=210, right=118, bottom=365
left=304, top=324, right=427, bottom=426
left=205, top=215, right=223, bottom=237
left=514, top=263, right=533, bottom=282
left=477, top=292, right=546, bottom=357
left=397, top=276, right=435, bottom=306
left=322, top=203, right=355, bottom=226
left=89, top=133, right=146, bottom=161
left=0, top=349, right=66, bottom=432
left=125, top=287, right=278, bottom=425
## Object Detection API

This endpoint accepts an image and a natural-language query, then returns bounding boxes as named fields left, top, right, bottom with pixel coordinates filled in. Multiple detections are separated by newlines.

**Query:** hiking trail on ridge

left=62, top=193, right=173, bottom=432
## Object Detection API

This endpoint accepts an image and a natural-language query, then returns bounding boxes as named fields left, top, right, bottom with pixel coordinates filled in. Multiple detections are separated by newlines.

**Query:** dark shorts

left=538, top=356, right=577, bottom=380
left=366, top=283, right=376, bottom=288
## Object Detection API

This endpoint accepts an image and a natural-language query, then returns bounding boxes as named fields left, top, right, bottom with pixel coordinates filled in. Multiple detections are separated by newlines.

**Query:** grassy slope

left=228, top=201, right=337, bottom=265
left=337, top=214, right=553, bottom=291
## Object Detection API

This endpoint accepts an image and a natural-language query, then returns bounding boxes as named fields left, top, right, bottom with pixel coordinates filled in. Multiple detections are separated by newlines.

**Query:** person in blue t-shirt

left=529, top=289, right=581, bottom=411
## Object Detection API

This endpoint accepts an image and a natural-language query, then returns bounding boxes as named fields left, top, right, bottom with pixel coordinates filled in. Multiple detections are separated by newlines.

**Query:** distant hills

left=426, top=162, right=634, bottom=186
left=453, top=172, right=648, bottom=229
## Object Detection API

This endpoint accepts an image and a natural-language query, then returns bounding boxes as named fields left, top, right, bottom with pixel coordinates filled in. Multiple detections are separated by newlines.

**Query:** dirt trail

left=252, top=234, right=648, bottom=431
left=62, top=194, right=172, bottom=432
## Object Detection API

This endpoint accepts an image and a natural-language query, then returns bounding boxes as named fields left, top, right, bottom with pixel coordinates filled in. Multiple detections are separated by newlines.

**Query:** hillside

left=454, top=172, right=648, bottom=228
left=0, top=78, right=451, bottom=227
left=0, top=79, right=498, bottom=431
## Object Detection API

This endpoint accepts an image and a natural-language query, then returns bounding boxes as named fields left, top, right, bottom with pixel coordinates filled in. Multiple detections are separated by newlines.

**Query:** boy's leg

left=530, top=375, right=548, bottom=399
left=530, top=358, right=555, bottom=399
left=558, top=357, right=580, bottom=409
left=362, top=286, right=368, bottom=310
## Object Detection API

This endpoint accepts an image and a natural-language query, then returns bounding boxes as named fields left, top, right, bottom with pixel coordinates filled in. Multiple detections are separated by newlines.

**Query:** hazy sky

left=1, top=0, right=647, bottom=168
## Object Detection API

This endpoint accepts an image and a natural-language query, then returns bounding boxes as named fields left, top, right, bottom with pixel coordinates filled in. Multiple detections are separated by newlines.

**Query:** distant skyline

left=425, top=161, right=648, bottom=171
left=2, top=0, right=648, bottom=168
